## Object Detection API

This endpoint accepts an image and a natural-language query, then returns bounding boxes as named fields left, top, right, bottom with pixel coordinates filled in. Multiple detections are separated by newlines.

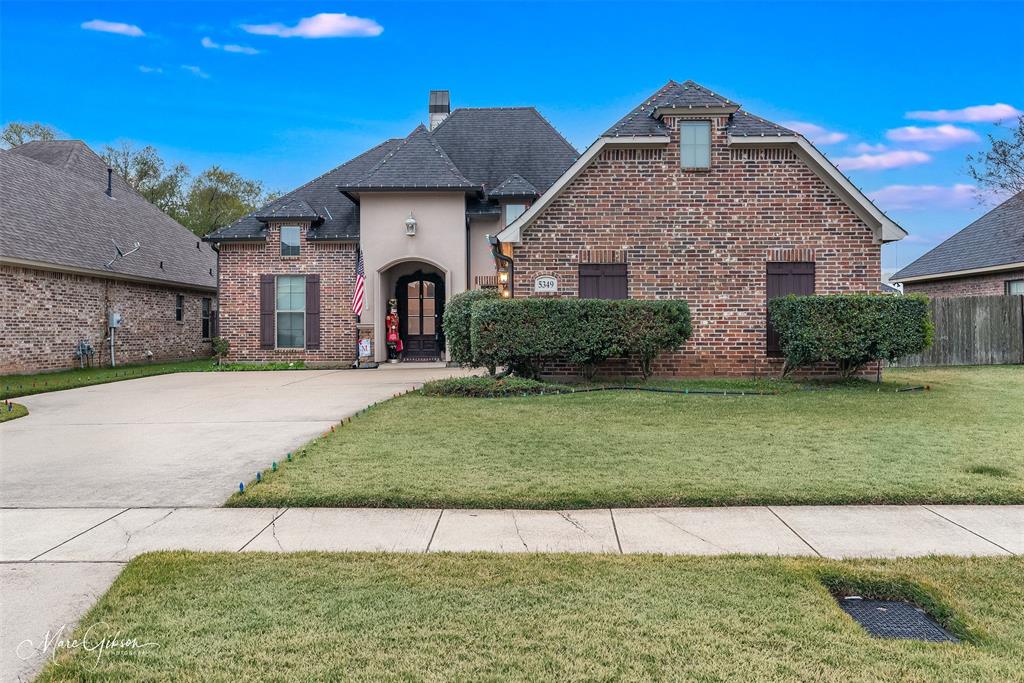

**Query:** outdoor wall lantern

left=404, top=212, right=418, bottom=236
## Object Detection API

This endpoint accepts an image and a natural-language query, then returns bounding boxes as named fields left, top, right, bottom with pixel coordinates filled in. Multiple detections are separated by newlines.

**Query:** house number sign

left=534, top=276, right=557, bottom=293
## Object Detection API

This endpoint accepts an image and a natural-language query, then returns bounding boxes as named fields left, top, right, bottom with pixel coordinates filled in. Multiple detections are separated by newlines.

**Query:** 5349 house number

left=534, top=276, right=557, bottom=293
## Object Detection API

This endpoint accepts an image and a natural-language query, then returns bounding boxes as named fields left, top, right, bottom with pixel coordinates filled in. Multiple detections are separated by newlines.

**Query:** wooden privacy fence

left=897, top=295, right=1024, bottom=367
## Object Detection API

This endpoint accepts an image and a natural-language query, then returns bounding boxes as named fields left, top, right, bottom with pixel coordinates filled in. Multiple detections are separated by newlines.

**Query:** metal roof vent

left=837, top=597, right=958, bottom=643
left=429, top=90, right=450, bottom=131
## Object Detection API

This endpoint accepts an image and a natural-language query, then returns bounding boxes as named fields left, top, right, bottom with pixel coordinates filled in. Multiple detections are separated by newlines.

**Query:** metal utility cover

left=838, top=597, right=958, bottom=643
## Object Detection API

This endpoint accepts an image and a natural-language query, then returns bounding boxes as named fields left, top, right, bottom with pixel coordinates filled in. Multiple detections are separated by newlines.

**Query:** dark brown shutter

left=579, top=263, right=628, bottom=300
left=305, top=274, right=320, bottom=350
left=260, top=275, right=275, bottom=349
left=766, top=261, right=815, bottom=355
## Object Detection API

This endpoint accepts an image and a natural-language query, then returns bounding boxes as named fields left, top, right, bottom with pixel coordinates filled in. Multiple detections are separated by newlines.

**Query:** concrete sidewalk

left=2, top=504, right=1020, bottom=681
left=4, top=505, right=1020, bottom=562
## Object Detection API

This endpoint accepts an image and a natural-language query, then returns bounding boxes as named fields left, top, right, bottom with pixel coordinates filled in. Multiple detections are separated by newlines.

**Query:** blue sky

left=2, top=1, right=1022, bottom=272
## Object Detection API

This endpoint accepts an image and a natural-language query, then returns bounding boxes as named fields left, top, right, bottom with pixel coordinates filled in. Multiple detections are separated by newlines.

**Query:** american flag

left=352, top=250, right=365, bottom=317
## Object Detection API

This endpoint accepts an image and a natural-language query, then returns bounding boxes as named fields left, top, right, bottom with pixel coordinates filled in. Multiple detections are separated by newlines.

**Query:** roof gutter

left=891, top=261, right=1024, bottom=283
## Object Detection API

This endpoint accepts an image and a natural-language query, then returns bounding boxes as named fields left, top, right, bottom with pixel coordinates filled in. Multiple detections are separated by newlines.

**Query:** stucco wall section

left=511, top=115, right=882, bottom=377
left=0, top=264, right=214, bottom=374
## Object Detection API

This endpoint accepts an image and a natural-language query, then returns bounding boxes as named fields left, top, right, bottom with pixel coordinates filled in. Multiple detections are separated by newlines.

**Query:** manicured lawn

left=0, top=359, right=307, bottom=400
left=37, top=553, right=1024, bottom=681
left=230, top=366, right=1024, bottom=508
left=0, top=401, right=28, bottom=422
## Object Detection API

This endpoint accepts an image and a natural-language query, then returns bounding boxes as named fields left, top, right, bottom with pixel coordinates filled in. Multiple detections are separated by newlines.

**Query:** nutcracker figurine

left=385, top=299, right=402, bottom=362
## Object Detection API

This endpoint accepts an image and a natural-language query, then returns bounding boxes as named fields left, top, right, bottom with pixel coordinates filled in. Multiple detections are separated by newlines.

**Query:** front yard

left=231, top=366, right=1024, bottom=508
left=37, top=553, right=1024, bottom=681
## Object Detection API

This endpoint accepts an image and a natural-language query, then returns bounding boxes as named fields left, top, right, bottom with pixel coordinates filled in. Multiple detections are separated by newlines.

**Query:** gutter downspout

left=487, top=234, right=514, bottom=297
left=465, top=214, right=471, bottom=291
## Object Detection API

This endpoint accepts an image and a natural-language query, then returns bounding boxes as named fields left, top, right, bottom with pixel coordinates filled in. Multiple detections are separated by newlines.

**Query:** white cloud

left=867, top=184, right=979, bottom=211
left=833, top=150, right=931, bottom=171
left=781, top=121, right=847, bottom=145
left=201, top=36, right=260, bottom=55
left=885, top=124, right=980, bottom=150
left=241, top=12, right=383, bottom=38
left=181, top=64, right=210, bottom=79
left=138, top=65, right=163, bottom=74
left=906, top=103, right=1022, bottom=123
left=850, top=142, right=888, bottom=154
left=81, top=19, right=144, bottom=37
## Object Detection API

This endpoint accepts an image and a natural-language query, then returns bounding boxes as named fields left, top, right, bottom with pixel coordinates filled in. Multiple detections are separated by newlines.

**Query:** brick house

left=497, top=81, right=906, bottom=375
left=892, top=191, right=1023, bottom=297
left=0, top=141, right=217, bottom=373
left=207, top=81, right=906, bottom=376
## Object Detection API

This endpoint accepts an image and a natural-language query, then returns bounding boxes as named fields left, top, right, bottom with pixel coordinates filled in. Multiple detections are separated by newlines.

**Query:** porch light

left=498, top=272, right=509, bottom=284
left=404, top=212, right=417, bottom=236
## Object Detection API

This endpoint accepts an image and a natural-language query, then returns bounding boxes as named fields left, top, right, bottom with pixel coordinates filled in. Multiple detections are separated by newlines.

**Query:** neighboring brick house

left=208, top=82, right=906, bottom=376
left=0, top=141, right=217, bottom=373
left=205, top=92, right=579, bottom=364
left=497, top=81, right=906, bottom=376
left=892, top=191, right=1024, bottom=297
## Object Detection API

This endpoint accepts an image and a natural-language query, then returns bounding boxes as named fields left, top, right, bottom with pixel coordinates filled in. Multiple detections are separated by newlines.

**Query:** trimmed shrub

left=470, top=298, right=691, bottom=379
left=421, top=376, right=570, bottom=397
left=768, top=293, right=933, bottom=378
left=442, top=289, right=500, bottom=371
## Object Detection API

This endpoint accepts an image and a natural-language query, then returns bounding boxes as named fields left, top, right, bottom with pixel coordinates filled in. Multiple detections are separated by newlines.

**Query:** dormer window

left=680, top=121, right=711, bottom=169
left=505, top=203, right=526, bottom=226
left=281, top=225, right=301, bottom=257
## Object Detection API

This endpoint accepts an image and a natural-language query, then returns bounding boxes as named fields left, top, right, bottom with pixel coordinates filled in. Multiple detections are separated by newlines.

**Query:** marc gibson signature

left=17, top=622, right=159, bottom=665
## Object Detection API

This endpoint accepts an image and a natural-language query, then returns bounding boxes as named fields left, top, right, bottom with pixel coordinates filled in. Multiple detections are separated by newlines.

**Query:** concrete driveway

left=0, top=366, right=469, bottom=508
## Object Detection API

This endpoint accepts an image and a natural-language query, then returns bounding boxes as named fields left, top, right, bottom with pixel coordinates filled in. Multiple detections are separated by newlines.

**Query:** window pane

left=408, top=289, right=420, bottom=335
left=281, top=226, right=300, bottom=256
left=276, top=312, right=304, bottom=348
left=277, top=276, right=305, bottom=312
left=1009, top=280, right=1024, bottom=295
left=505, top=204, right=526, bottom=226
left=680, top=122, right=711, bottom=169
left=423, top=296, right=435, bottom=335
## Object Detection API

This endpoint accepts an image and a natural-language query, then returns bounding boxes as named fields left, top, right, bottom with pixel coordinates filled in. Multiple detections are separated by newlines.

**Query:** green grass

left=36, top=553, right=1024, bottom=682
left=230, top=366, right=1024, bottom=508
left=0, top=401, right=28, bottom=422
left=0, top=359, right=308, bottom=400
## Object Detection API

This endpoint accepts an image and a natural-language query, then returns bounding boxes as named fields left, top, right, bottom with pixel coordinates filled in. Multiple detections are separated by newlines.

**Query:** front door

left=396, top=271, right=445, bottom=361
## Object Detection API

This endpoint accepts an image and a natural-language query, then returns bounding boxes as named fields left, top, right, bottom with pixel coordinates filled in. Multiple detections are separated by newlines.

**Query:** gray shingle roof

left=431, top=108, right=579, bottom=195
left=255, top=198, right=319, bottom=222
left=10, top=140, right=136, bottom=196
left=209, top=105, right=578, bottom=241
left=488, top=173, right=539, bottom=199
left=206, top=138, right=402, bottom=242
left=338, top=124, right=478, bottom=192
left=603, top=80, right=795, bottom=139
left=1, top=146, right=216, bottom=290
left=892, top=191, right=1024, bottom=280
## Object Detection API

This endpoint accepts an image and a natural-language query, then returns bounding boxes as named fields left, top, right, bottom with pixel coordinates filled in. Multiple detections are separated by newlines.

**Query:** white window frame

left=174, top=294, right=184, bottom=322
left=680, top=121, right=711, bottom=170
left=1007, top=279, right=1024, bottom=295
left=280, top=225, right=301, bottom=257
left=275, top=275, right=306, bottom=349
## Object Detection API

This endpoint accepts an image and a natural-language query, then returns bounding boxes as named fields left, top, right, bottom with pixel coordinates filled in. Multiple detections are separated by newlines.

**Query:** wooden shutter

left=260, top=275, right=275, bottom=349
left=305, top=274, right=321, bottom=350
left=766, top=262, right=815, bottom=356
left=579, top=263, right=627, bottom=300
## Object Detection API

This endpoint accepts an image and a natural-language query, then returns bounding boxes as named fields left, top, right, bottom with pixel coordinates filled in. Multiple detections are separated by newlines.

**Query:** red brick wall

left=0, top=264, right=214, bottom=374
left=902, top=269, right=1024, bottom=298
left=216, top=223, right=358, bottom=363
left=512, top=115, right=881, bottom=377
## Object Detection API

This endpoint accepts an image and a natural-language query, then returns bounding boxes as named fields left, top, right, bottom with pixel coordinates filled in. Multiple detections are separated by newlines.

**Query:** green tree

left=102, top=142, right=190, bottom=218
left=181, top=165, right=269, bottom=236
left=1, top=121, right=61, bottom=148
left=967, top=115, right=1024, bottom=197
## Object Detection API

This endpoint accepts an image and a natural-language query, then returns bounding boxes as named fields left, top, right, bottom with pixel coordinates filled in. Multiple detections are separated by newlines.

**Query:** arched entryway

left=394, top=270, right=445, bottom=361
left=377, top=259, right=448, bottom=363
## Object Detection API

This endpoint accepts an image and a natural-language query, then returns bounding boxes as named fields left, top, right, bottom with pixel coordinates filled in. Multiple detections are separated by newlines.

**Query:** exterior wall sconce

left=404, top=212, right=418, bottom=236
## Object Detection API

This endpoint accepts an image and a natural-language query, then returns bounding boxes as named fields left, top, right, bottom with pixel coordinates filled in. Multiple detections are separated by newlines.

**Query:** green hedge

left=470, top=298, right=691, bottom=379
left=768, top=293, right=933, bottom=378
left=442, top=289, right=500, bottom=371
left=421, top=376, right=570, bottom=397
